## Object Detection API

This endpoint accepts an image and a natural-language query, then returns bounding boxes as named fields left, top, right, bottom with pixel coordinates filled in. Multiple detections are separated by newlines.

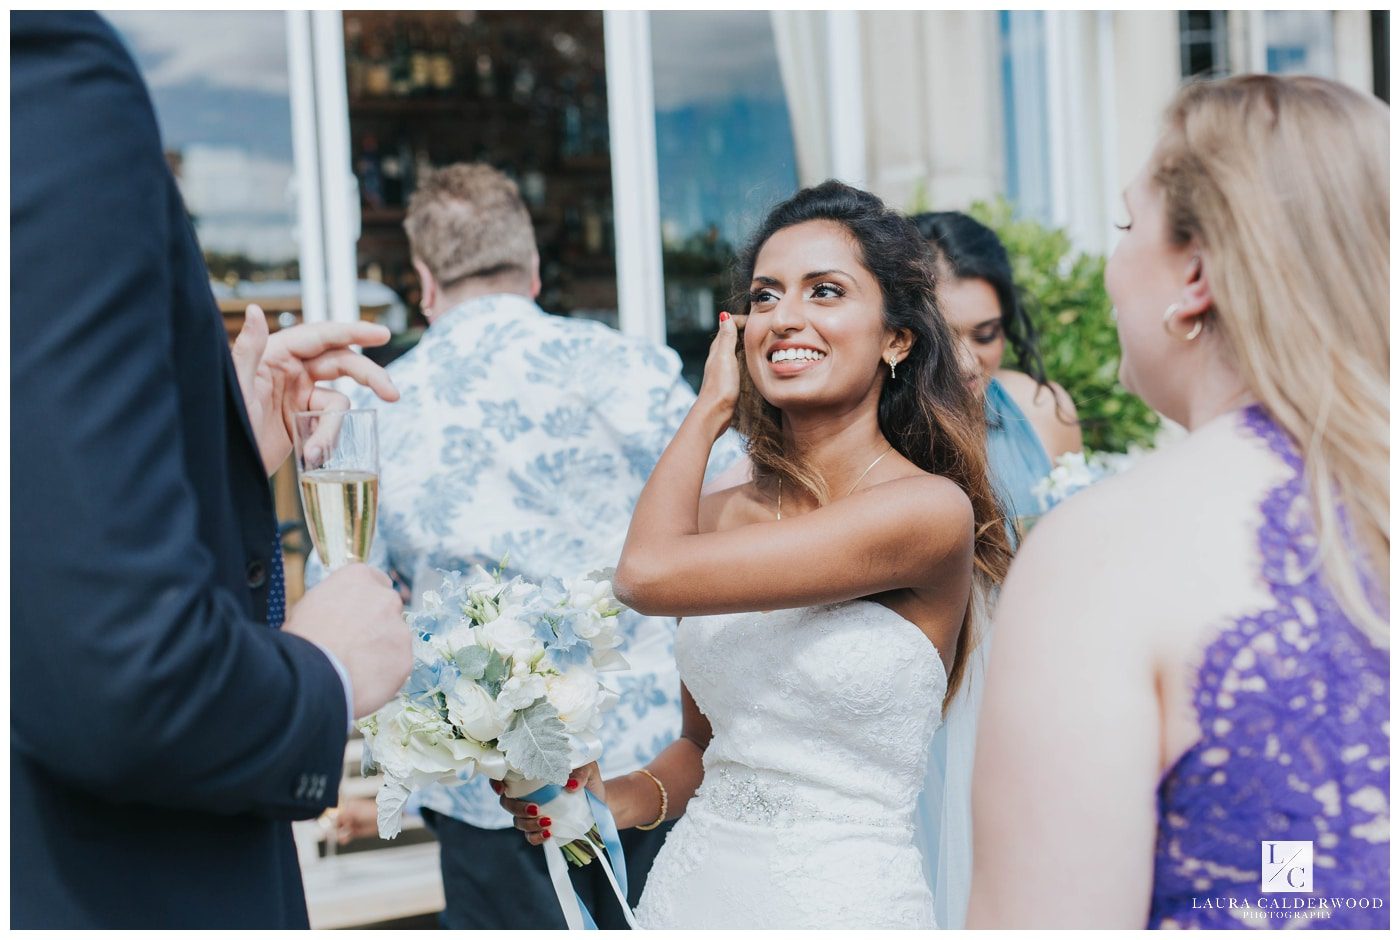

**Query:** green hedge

left=966, top=199, right=1160, bottom=453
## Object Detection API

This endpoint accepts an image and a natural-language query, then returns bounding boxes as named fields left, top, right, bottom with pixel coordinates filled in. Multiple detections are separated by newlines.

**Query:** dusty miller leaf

left=455, top=645, right=490, bottom=680
left=497, top=701, right=571, bottom=783
left=481, top=649, right=511, bottom=697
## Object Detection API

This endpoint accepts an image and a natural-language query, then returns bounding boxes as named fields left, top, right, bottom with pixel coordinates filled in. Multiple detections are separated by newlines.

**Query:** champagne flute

left=294, top=409, right=379, bottom=571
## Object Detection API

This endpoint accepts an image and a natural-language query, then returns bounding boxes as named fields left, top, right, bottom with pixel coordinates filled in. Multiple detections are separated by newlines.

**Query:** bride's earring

left=887, top=355, right=898, bottom=379
left=1162, top=302, right=1204, bottom=342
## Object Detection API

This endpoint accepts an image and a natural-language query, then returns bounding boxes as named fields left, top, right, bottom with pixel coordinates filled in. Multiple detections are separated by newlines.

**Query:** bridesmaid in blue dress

left=909, top=211, right=1083, bottom=926
left=913, top=211, right=1082, bottom=524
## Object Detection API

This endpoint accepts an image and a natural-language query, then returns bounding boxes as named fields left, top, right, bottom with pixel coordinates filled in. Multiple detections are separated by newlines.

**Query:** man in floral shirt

left=330, top=164, right=739, bottom=928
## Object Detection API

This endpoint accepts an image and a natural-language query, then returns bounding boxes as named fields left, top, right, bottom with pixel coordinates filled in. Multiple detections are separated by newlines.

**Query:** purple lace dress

left=1149, top=406, right=1389, bottom=929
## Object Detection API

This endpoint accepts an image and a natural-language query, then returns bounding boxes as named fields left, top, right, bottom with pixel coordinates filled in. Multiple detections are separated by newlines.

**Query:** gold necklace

left=776, top=446, right=894, bottom=520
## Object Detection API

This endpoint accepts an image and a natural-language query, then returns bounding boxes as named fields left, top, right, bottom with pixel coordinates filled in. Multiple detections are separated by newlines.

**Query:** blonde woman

left=967, top=75, right=1389, bottom=928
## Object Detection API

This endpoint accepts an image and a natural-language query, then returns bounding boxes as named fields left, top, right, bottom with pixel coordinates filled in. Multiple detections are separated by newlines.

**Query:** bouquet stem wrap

left=504, top=777, right=637, bottom=930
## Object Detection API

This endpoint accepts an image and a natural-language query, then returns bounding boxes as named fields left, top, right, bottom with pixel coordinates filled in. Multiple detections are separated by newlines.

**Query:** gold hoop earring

left=888, top=356, right=898, bottom=378
left=1162, top=303, right=1204, bottom=342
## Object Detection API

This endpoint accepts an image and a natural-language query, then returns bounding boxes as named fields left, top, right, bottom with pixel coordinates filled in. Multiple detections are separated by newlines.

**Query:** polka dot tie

left=267, top=530, right=286, bottom=629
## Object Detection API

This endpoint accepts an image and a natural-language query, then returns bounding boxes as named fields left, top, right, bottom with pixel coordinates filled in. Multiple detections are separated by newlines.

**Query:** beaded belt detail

left=696, top=765, right=910, bottom=830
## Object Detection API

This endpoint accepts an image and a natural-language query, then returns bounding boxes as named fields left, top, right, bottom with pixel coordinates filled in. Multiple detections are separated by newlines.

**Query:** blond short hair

left=404, top=163, right=536, bottom=288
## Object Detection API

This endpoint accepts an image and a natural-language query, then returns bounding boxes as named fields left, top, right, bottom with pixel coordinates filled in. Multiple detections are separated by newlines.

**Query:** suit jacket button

left=246, top=560, right=267, bottom=589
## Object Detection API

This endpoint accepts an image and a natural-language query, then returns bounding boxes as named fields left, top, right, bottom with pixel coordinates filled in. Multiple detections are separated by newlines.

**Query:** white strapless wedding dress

left=635, top=600, right=947, bottom=929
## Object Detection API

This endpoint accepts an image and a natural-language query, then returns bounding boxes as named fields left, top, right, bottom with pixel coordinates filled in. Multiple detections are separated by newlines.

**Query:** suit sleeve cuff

left=310, top=641, right=355, bottom=733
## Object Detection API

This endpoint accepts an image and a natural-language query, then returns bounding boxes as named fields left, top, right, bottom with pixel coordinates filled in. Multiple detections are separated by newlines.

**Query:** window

left=108, top=13, right=302, bottom=289
left=998, top=11, right=1053, bottom=226
left=1263, top=11, right=1336, bottom=76
left=649, top=12, right=800, bottom=389
left=342, top=11, right=619, bottom=343
left=1179, top=11, right=1230, bottom=79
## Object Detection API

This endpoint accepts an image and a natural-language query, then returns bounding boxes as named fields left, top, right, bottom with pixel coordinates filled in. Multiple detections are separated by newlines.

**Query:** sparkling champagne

left=300, top=469, right=379, bottom=570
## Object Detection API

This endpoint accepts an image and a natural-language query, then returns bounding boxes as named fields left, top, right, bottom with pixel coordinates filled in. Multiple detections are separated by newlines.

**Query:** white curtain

left=770, top=11, right=831, bottom=186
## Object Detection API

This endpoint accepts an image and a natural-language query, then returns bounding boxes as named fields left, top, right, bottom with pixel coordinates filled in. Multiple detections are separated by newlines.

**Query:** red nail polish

left=540, top=817, right=552, bottom=828
left=490, top=781, right=501, bottom=794
left=526, top=804, right=539, bottom=817
left=542, top=829, right=552, bottom=839
left=565, top=779, right=580, bottom=792
left=719, top=311, right=730, bottom=323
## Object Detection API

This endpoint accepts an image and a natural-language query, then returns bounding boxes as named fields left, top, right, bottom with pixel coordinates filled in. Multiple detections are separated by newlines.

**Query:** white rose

left=496, top=672, right=547, bottom=711
left=428, top=622, right=479, bottom=659
left=569, top=578, right=618, bottom=617
left=573, top=611, right=605, bottom=640
left=545, top=668, right=602, bottom=733
left=447, top=678, right=510, bottom=743
left=477, top=616, right=542, bottom=660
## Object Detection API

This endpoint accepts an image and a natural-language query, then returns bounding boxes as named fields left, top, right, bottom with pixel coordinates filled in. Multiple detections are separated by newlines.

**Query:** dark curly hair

left=730, top=181, right=1012, bottom=708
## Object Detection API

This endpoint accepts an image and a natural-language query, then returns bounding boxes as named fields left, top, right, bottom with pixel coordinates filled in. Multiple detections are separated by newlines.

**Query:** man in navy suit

left=12, top=12, right=413, bottom=927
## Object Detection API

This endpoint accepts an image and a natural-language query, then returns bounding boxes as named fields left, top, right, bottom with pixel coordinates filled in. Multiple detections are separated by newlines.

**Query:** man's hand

left=231, top=305, right=400, bottom=475
left=282, top=564, right=410, bottom=719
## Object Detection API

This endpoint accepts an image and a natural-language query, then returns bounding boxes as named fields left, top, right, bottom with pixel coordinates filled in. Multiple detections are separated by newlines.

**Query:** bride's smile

left=745, top=219, right=896, bottom=411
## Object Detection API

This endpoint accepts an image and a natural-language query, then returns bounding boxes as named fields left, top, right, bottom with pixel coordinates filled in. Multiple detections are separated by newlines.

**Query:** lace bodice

left=1150, top=406, right=1389, bottom=929
left=635, top=600, right=947, bottom=928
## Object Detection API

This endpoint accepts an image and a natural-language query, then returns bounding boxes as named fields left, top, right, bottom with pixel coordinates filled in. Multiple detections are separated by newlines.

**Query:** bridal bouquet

left=358, top=563, right=629, bottom=869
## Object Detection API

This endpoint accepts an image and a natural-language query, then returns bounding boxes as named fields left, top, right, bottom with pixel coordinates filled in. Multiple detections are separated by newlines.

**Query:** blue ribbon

left=522, top=783, right=630, bottom=930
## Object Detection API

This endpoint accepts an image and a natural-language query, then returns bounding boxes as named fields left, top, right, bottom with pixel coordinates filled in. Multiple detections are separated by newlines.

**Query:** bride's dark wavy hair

left=730, top=180, right=1012, bottom=709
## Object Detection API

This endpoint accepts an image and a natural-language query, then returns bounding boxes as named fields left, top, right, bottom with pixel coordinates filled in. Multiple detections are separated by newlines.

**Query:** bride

left=501, top=181, right=1010, bottom=928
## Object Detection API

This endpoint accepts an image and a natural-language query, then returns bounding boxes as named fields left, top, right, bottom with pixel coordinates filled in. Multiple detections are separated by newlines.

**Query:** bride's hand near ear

left=694, top=311, right=744, bottom=434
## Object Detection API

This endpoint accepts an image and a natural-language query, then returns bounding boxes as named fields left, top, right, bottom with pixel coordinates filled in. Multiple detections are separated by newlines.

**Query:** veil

left=915, top=586, right=994, bottom=929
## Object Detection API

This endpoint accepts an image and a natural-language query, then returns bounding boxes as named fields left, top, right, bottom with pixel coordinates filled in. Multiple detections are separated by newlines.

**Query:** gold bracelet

left=633, top=768, right=668, bottom=831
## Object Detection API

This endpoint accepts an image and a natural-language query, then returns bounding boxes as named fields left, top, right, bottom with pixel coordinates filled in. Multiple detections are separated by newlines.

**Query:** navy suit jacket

left=12, top=12, right=347, bottom=928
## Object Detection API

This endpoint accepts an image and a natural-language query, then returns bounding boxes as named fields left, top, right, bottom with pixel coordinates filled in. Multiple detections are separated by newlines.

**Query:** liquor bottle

left=582, top=195, right=604, bottom=255
left=560, top=77, right=583, bottom=158
left=475, top=46, right=496, bottom=100
left=390, top=20, right=412, bottom=98
left=563, top=203, right=584, bottom=256
left=356, top=135, right=384, bottom=208
left=415, top=147, right=434, bottom=188
left=512, top=55, right=536, bottom=105
left=429, top=28, right=455, bottom=94
left=364, top=30, right=392, bottom=98
left=584, top=73, right=609, bottom=155
left=521, top=160, right=546, bottom=209
left=381, top=146, right=404, bottom=207
left=409, top=21, right=432, bottom=96
left=344, top=15, right=366, bottom=100
left=397, top=137, right=416, bottom=202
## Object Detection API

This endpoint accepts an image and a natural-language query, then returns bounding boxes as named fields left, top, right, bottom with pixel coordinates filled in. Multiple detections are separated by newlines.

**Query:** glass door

left=340, top=11, right=620, bottom=364
left=648, top=12, right=800, bottom=388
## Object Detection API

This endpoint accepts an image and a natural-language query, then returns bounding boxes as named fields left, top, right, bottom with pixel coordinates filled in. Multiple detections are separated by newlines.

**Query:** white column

left=1096, top=12, right=1121, bottom=254
left=603, top=12, right=666, bottom=344
left=1334, top=12, right=1374, bottom=93
left=1245, top=11, right=1269, bottom=73
left=286, top=11, right=327, bottom=325
left=311, top=11, right=359, bottom=326
left=1044, top=11, right=1072, bottom=234
left=825, top=10, right=867, bottom=188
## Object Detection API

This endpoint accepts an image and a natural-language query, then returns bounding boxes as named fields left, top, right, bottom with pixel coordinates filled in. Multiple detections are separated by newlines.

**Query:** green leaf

left=481, top=649, right=511, bottom=697
left=455, top=645, right=490, bottom=680
left=497, top=701, right=571, bottom=783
